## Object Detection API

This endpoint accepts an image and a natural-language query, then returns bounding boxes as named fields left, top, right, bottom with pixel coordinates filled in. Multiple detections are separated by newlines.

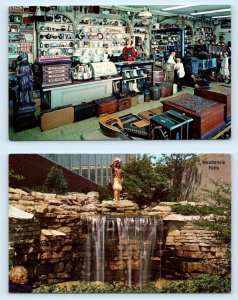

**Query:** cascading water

left=82, top=216, right=163, bottom=286
left=84, top=216, right=106, bottom=282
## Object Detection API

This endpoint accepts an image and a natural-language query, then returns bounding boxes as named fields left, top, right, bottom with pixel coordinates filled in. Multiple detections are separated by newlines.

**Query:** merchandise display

left=8, top=5, right=231, bottom=140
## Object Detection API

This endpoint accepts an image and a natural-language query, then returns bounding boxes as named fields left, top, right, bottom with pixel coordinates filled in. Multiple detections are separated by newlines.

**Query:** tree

left=122, top=154, right=159, bottom=206
left=154, top=154, right=201, bottom=201
left=44, top=166, right=68, bottom=194
left=195, top=180, right=231, bottom=245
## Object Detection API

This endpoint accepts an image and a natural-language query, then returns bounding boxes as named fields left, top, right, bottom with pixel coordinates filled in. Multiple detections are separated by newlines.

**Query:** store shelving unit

left=151, top=27, right=185, bottom=59
left=36, top=14, right=75, bottom=58
left=8, top=8, right=35, bottom=68
left=115, top=61, right=155, bottom=93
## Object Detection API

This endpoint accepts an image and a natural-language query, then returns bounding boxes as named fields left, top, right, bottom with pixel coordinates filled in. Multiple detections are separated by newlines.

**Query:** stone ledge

left=163, top=214, right=200, bottom=221
left=9, top=205, right=34, bottom=219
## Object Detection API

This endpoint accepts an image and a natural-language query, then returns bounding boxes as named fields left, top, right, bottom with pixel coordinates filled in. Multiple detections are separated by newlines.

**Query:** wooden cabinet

left=36, top=59, right=72, bottom=87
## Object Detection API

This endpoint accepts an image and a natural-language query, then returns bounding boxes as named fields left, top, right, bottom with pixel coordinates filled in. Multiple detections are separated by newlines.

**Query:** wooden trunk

left=162, top=93, right=225, bottom=139
left=118, top=96, right=131, bottom=111
left=73, top=101, right=97, bottom=122
left=94, top=96, right=118, bottom=116
left=194, top=85, right=231, bottom=122
left=158, top=82, right=173, bottom=98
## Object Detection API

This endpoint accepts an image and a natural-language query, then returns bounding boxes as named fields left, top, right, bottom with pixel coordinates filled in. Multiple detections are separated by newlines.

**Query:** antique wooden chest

left=194, top=85, right=231, bottom=122
left=162, top=93, right=225, bottom=139
left=118, top=96, right=131, bottom=111
left=94, top=96, right=118, bottom=116
left=157, top=82, right=173, bottom=98
left=36, top=57, right=72, bottom=87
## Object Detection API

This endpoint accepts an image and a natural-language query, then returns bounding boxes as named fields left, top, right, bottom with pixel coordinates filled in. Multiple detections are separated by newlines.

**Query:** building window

left=82, top=168, right=88, bottom=179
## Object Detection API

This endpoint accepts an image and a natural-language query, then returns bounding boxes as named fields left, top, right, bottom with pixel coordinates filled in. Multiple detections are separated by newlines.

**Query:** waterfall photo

left=8, top=153, right=231, bottom=293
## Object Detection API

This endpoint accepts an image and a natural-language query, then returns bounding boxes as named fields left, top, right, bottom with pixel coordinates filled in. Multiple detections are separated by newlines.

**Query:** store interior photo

left=8, top=5, right=231, bottom=141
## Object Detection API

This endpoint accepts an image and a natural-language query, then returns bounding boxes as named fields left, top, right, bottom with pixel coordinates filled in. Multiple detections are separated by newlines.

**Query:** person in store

left=219, top=52, right=230, bottom=83
left=217, top=35, right=226, bottom=47
left=109, top=157, right=123, bottom=201
left=165, top=50, right=178, bottom=82
left=9, top=266, right=32, bottom=293
left=175, top=58, right=185, bottom=89
left=175, top=58, right=185, bottom=79
left=188, top=73, right=210, bottom=88
left=122, top=38, right=142, bottom=61
left=195, top=37, right=207, bottom=53
left=183, top=66, right=210, bottom=88
left=167, top=50, right=176, bottom=65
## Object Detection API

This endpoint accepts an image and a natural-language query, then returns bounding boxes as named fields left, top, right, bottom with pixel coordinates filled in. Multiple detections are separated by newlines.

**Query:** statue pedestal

left=13, top=103, right=38, bottom=132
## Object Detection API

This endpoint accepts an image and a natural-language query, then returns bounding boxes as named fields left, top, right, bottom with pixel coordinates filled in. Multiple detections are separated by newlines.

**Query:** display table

left=162, top=93, right=225, bottom=139
left=42, top=77, right=121, bottom=109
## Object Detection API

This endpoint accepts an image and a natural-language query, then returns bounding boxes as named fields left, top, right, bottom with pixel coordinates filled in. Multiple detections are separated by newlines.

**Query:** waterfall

left=83, top=216, right=163, bottom=285
left=84, top=216, right=106, bottom=282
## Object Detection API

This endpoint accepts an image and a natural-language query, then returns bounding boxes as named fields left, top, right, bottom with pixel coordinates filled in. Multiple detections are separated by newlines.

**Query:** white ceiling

left=126, top=5, right=231, bottom=19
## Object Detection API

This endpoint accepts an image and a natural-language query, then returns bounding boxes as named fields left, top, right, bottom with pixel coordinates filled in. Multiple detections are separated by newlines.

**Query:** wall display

left=75, top=17, right=130, bottom=62
left=37, top=14, right=75, bottom=58
left=8, top=8, right=35, bottom=67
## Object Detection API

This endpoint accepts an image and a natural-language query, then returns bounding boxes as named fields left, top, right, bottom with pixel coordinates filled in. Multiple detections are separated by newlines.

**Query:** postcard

left=8, top=5, right=231, bottom=140
left=9, top=153, right=231, bottom=293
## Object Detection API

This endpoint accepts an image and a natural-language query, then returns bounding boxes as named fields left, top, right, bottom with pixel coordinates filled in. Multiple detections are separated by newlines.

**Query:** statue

left=13, top=52, right=37, bottom=132
left=110, top=157, right=123, bottom=201
left=16, top=51, right=34, bottom=106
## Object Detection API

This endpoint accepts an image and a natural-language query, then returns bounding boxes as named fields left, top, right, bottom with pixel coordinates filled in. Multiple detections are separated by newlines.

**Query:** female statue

left=110, top=157, right=123, bottom=201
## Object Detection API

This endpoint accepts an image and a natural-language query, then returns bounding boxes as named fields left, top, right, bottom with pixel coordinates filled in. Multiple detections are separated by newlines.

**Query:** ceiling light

left=138, top=7, right=153, bottom=18
left=191, top=8, right=231, bottom=15
left=212, top=15, right=231, bottom=19
left=162, top=5, right=199, bottom=11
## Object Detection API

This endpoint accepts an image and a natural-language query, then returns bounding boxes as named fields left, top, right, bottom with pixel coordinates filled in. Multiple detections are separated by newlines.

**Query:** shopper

left=191, top=74, right=210, bottom=88
left=218, top=35, right=226, bottom=47
left=167, top=51, right=176, bottom=65
left=175, top=58, right=185, bottom=89
left=9, top=266, right=32, bottom=293
left=122, top=38, right=142, bottom=61
left=175, top=58, right=185, bottom=79
left=219, top=52, right=230, bottom=83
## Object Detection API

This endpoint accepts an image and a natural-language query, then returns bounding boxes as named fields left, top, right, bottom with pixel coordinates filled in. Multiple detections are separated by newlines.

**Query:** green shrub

left=34, top=282, right=159, bottom=293
left=172, top=204, right=225, bottom=216
left=159, top=274, right=231, bottom=293
left=44, top=166, right=68, bottom=194
left=34, top=275, right=231, bottom=294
